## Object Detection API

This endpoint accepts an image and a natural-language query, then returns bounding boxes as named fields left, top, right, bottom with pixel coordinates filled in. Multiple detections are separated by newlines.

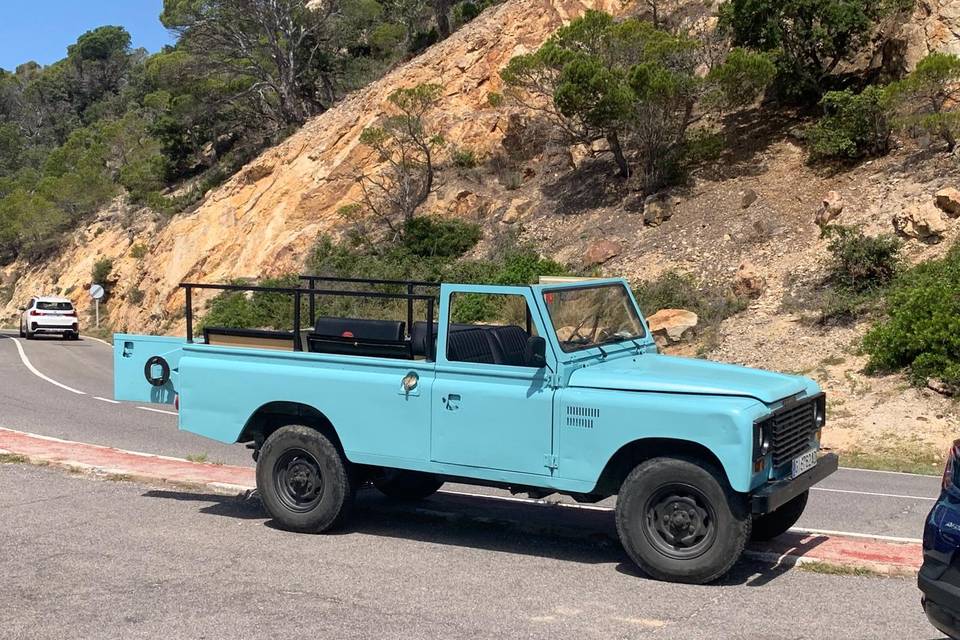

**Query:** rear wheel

left=18, top=322, right=25, bottom=338
left=751, top=490, right=808, bottom=541
left=373, top=469, right=443, bottom=500
left=24, top=326, right=34, bottom=340
left=256, top=425, right=355, bottom=532
left=615, top=457, right=750, bottom=584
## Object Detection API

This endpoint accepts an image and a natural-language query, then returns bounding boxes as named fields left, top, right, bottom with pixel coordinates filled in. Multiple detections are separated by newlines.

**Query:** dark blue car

left=921, top=441, right=960, bottom=639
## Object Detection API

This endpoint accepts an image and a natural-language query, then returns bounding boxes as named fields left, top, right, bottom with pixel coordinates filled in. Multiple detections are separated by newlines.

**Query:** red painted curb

left=0, top=427, right=255, bottom=490
left=749, top=531, right=921, bottom=572
left=0, top=427, right=923, bottom=573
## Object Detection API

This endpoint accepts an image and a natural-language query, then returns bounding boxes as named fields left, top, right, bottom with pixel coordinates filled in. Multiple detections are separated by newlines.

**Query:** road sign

left=89, top=284, right=105, bottom=329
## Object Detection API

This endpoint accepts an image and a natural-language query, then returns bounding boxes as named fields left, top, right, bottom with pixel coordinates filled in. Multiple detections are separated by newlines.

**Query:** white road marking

left=136, top=406, right=178, bottom=416
left=2, top=336, right=86, bottom=395
left=811, top=486, right=936, bottom=502
left=838, top=465, right=940, bottom=479
left=81, top=335, right=113, bottom=347
left=440, top=489, right=926, bottom=544
left=93, top=396, right=120, bottom=404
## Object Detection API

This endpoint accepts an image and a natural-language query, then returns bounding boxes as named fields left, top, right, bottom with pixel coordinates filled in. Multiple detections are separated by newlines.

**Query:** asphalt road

left=0, top=329, right=941, bottom=541
left=0, top=330, right=947, bottom=638
left=0, top=464, right=939, bottom=640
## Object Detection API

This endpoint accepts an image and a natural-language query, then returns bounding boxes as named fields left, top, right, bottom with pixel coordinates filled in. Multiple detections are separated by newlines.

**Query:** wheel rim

left=641, top=483, right=718, bottom=560
left=273, top=448, right=324, bottom=512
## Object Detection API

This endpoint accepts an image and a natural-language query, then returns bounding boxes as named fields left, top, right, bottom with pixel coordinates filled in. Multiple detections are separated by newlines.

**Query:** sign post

left=89, top=284, right=105, bottom=328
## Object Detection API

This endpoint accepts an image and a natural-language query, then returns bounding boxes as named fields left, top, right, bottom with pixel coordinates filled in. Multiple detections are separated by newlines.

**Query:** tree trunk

left=606, top=131, right=630, bottom=178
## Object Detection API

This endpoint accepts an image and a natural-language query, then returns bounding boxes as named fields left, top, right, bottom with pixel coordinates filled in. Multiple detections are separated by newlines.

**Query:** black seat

left=410, top=321, right=475, bottom=358
left=307, top=316, right=408, bottom=359
left=446, top=328, right=497, bottom=364
left=487, top=325, right=530, bottom=366
left=313, top=316, right=405, bottom=341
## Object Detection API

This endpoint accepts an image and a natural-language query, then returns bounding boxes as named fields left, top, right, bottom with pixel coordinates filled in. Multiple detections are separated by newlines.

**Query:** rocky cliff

left=1, top=0, right=622, bottom=332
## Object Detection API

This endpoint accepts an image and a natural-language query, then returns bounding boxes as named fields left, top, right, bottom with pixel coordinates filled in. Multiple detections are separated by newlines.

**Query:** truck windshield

left=542, top=283, right=645, bottom=353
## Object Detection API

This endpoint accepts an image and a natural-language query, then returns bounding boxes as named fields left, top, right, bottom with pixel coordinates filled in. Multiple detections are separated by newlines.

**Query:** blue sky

left=0, top=1, right=175, bottom=71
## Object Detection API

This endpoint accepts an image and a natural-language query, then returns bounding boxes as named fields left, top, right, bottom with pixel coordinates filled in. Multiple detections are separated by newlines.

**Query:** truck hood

left=566, top=354, right=809, bottom=404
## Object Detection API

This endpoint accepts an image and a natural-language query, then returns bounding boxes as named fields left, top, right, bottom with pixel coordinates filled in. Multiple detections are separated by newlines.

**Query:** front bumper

left=920, top=574, right=960, bottom=640
left=750, top=452, right=838, bottom=514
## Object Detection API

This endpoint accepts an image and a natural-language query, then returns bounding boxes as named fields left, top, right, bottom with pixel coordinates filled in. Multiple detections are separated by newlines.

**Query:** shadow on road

left=142, top=486, right=814, bottom=586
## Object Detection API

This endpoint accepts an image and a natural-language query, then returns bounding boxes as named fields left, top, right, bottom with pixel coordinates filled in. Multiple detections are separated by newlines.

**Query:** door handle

left=443, top=394, right=461, bottom=411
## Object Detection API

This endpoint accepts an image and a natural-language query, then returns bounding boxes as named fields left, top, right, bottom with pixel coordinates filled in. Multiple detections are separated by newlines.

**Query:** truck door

left=430, top=285, right=556, bottom=476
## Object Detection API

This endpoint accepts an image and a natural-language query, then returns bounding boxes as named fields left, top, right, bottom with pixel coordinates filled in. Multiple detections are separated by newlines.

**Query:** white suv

left=19, top=296, right=79, bottom=340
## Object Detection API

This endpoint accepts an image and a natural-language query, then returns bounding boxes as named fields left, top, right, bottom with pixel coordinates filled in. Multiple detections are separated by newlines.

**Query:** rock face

left=0, top=0, right=622, bottom=331
left=935, top=187, right=960, bottom=217
left=647, top=308, right=699, bottom=343
left=893, top=202, right=949, bottom=241
left=889, top=0, right=960, bottom=73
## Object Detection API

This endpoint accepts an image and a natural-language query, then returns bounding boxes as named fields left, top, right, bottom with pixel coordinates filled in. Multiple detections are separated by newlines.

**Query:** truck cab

left=115, top=276, right=837, bottom=584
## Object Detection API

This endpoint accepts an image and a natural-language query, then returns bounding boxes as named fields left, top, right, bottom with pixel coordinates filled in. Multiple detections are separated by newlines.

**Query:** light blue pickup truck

left=115, top=275, right=837, bottom=584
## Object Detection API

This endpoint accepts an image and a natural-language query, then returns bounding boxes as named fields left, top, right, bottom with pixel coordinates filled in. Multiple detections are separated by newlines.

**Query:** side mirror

left=18, top=306, right=26, bottom=312
left=524, top=335, right=547, bottom=368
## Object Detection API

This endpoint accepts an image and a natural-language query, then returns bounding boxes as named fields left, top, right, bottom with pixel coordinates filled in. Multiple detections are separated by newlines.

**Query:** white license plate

left=791, top=450, right=818, bottom=479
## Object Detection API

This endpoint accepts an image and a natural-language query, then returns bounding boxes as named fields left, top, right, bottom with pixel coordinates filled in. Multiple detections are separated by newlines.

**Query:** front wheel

left=615, top=457, right=751, bottom=584
left=373, top=469, right=443, bottom=500
left=256, top=425, right=356, bottom=533
left=751, top=490, right=808, bottom=541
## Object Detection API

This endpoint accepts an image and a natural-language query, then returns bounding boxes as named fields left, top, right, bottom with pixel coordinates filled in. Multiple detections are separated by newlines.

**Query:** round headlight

left=758, top=428, right=771, bottom=456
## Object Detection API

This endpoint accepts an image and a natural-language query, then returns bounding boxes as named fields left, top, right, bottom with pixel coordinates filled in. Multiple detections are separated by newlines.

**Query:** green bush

left=91, top=258, right=113, bottom=286
left=199, top=275, right=299, bottom=331
left=807, top=86, right=893, bottom=160
left=451, top=146, right=479, bottom=169
left=127, top=288, right=145, bottom=305
left=632, top=271, right=746, bottom=325
left=719, top=0, right=913, bottom=98
left=889, top=52, right=960, bottom=151
left=130, top=243, right=148, bottom=259
left=863, top=241, right=960, bottom=386
left=402, top=217, right=482, bottom=258
left=823, top=225, right=900, bottom=292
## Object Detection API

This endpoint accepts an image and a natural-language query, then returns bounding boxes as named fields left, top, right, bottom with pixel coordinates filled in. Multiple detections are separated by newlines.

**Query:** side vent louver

left=566, top=405, right=599, bottom=429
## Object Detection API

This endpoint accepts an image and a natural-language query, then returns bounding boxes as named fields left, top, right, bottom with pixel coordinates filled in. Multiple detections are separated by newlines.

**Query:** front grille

left=764, top=396, right=822, bottom=467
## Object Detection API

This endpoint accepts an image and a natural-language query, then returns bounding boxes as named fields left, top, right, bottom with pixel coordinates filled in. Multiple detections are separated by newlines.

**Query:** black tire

left=615, top=456, right=751, bottom=584
left=256, top=425, right=355, bottom=533
left=751, top=490, right=808, bottom=542
left=373, top=469, right=443, bottom=500
left=18, top=323, right=25, bottom=338
left=24, top=327, right=33, bottom=340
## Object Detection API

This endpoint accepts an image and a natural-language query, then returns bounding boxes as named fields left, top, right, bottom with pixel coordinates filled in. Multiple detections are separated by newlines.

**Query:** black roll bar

left=298, top=275, right=440, bottom=330
left=179, top=281, right=436, bottom=360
